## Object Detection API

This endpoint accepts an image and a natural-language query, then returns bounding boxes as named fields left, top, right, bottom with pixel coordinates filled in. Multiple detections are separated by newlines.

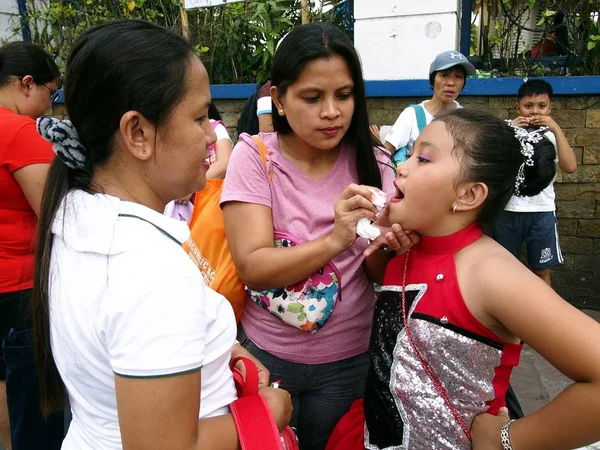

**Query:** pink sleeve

left=220, top=133, right=271, bottom=209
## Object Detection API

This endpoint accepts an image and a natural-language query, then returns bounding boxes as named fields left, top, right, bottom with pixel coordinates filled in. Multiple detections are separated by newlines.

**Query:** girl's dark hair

left=270, top=22, right=383, bottom=188
left=237, top=88, right=260, bottom=136
left=429, top=65, right=467, bottom=90
left=32, top=19, right=195, bottom=414
left=209, top=103, right=223, bottom=121
left=516, top=127, right=556, bottom=197
left=435, top=108, right=545, bottom=223
left=0, top=41, right=59, bottom=87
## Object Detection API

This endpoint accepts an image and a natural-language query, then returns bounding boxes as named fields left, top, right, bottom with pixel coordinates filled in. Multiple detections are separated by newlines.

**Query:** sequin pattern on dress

left=364, top=286, right=503, bottom=450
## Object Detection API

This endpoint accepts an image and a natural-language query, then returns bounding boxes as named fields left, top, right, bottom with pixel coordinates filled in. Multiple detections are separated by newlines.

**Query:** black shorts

left=0, top=289, right=32, bottom=380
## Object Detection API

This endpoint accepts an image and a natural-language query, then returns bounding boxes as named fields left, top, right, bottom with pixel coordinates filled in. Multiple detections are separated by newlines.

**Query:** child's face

left=516, top=94, right=552, bottom=118
left=388, top=121, right=462, bottom=236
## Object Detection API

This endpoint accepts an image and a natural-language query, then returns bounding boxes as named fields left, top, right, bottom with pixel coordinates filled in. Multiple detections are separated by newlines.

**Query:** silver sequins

left=388, top=319, right=502, bottom=449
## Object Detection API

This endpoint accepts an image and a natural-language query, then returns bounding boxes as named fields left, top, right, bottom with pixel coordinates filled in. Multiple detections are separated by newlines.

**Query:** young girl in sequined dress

left=327, top=108, right=600, bottom=450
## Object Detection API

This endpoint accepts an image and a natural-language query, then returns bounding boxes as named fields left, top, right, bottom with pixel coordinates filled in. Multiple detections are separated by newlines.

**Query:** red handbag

left=229, top=356, right=299, bottom=450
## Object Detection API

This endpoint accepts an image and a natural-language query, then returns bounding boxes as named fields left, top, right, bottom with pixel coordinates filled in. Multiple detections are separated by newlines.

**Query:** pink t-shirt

left=220, top=132, right=395, bottom=364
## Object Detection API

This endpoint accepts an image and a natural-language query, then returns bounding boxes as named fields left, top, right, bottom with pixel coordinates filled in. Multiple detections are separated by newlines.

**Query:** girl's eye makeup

left=416, top=151, right=434, bottom=163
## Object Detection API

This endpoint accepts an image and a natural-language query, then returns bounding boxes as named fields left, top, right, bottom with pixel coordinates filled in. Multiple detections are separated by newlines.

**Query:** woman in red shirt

left=0, top=41, right=62, bottom=450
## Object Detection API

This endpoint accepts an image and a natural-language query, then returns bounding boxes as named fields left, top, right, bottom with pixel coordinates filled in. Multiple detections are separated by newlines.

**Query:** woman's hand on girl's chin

left=470, top=407, right=510, bottom=450
left=363, top=223, right=419, bottom=257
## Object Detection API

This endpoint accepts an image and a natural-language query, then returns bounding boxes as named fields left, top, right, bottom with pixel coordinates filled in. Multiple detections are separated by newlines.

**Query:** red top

left=326, top=224, right=523, bottom=450
left=365, top=222, right=522, bottom=449
left=0, top=107, right=54, bottom=293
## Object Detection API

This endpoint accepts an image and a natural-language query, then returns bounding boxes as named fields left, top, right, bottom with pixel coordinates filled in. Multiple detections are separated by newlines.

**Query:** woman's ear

left=455, top=181, right=488, bottom=213
left=270, top=86, right=284, bottom=113
left=20, top=75, right=34, bottom=96
left=118, top=111, right=156, bottom=162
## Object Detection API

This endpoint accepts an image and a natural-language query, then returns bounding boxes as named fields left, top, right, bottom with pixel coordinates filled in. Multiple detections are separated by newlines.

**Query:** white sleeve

left=384, top=107, right=416, bottom=150
left=214, top=123, right=232, bottom=143
left=106, top=249, right=207, bottom=378
left=544, top=130, right=559, bottom=162
left=256, top=96, right=272, bottom=116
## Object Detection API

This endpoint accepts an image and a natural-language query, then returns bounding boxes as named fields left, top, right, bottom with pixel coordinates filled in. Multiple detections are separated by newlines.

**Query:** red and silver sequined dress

left=326, top=223, right=522, bottom=450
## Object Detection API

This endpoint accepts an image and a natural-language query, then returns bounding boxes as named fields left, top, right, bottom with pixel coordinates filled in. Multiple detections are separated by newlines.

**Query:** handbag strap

left=229, top=356, right=283, bottom=450
left=412, top=104, right=427, bottom=133
left=252, top=135, right=274, bottom=182
left=400, top=248, right=471, bottom=440
left=230, top=356, right=260, bottom=397
left=230, top=394, right=283, bottom=450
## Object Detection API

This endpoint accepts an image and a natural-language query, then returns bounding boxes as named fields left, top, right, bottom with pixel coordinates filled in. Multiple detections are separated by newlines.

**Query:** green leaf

left=588, top=41, right=597, bottom=51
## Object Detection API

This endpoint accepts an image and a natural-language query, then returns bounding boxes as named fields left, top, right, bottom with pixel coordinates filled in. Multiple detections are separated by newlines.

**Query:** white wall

left=0, top=0, right=19, bottom=41
left=355, top=0, right=461, bottom=80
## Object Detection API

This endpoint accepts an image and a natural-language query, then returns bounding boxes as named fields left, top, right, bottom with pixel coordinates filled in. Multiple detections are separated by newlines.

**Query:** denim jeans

left=237, top=327, right=369, bottom=450
left=3, top=328, right=66, bottom=450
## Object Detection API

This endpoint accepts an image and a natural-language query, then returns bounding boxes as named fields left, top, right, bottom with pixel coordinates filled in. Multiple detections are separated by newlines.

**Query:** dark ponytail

left=0, top=41, right=59, bottom=87
left=32, top=19, right=195, bottom=414
left=237, top=88, right=260, bottom=136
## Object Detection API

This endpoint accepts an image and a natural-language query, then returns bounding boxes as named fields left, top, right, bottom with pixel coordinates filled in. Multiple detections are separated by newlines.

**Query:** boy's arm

left=530, top=115, right=577, bottom=174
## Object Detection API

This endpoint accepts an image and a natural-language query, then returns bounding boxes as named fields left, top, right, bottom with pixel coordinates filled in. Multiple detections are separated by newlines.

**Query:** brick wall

left=51, top=95, right=600, bottom=309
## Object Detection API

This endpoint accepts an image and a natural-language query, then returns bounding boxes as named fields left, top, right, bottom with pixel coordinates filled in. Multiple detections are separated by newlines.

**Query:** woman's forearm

left=238, top=233, right=345, bottom=291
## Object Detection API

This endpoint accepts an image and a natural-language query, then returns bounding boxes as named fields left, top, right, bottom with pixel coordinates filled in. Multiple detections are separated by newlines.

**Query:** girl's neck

left=425, top=96, right=457, bottom=117
left=418, top=215, right=477, bottom=238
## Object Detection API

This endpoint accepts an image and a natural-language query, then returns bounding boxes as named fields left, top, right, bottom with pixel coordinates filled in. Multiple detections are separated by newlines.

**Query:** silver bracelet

left=500, top=419, right=516, bottom=450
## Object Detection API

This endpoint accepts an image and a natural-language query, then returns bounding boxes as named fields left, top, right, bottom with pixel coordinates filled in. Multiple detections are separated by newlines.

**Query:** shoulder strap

left=118, top=213, right=181, bottom=245
left=251, top=135, right=273, bottom=182
left=412, top=105, right=427, bottom=133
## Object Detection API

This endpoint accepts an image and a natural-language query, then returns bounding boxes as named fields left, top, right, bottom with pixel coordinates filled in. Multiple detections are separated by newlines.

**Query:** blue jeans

left=237, top=327, right=369, bottom=450
left=2, top=328, right=66, bottom=450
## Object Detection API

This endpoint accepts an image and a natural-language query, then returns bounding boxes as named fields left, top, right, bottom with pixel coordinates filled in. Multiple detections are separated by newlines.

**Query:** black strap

left=118, top=213, right=181, bottom=245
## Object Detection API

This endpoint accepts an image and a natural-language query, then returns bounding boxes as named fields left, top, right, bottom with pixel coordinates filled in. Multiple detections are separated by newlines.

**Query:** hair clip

left=37, top=116, right=87, bottom=170
left=505, top=121, right=548, bottom=195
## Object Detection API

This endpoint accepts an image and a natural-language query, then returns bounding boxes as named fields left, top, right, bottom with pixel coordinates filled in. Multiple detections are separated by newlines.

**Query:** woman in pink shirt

left=221, top=23, right=402, bottom=450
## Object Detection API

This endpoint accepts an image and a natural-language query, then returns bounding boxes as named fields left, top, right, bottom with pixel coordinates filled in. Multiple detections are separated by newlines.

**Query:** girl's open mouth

left=390, top=185, right=404, bottom=203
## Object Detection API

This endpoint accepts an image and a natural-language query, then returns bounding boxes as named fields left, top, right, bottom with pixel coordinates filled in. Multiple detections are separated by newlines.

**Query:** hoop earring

left=452, top=203, right=458, bottom=213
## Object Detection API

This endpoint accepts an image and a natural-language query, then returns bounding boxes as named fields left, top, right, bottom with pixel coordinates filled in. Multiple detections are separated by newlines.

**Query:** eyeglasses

left=41, top=84, right=61, bottom=103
